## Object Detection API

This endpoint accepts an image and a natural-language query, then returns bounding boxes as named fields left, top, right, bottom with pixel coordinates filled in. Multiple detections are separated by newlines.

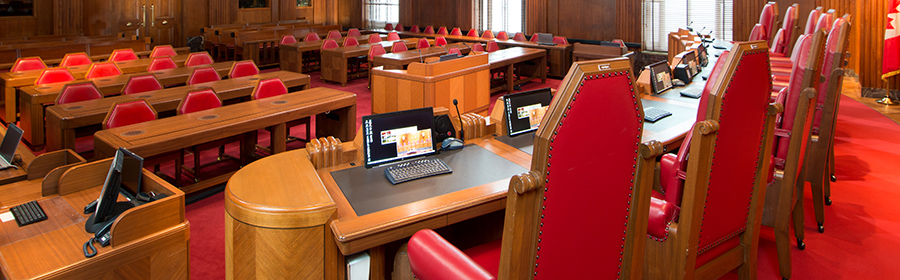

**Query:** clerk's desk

left=0, top=157, right=189, bottom=279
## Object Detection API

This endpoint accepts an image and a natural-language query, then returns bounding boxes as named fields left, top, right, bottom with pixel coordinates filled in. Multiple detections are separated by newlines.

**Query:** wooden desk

left=370, top=42, right=471, bottom=70
left=44, top=70, right=311, bottom=152
left=18, top=61, right=235, bottom=147
left=0, top=53, right=193, bottom=124
left=486, top=47, right=546, bottom=93
left=93, top=87, right=356, bottom=194
left=0, top=158, right=189, bottom=279
left=279, top=36, right=408, bottom=74
left=319, top=39, right=433, bottom=86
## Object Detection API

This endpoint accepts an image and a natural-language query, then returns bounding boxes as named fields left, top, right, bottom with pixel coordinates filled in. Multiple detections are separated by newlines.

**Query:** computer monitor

left=648, top=60, right=674, bottom=94
left=0, top=123, right=22, bottom=168
left=84, top=148, right=142, bottom=233
left=118, top=148, right=144, bottom=201
left=503, top=88, right=553, bottom=137
left=697, top=43, right=709, bottom=67
left=439, top=53, right=461, bottom=62
left=535, top=33, right=554, bottom=45
left=362, top=107, right=437, bottom=168
left=682, top=50, right=699, bottom=77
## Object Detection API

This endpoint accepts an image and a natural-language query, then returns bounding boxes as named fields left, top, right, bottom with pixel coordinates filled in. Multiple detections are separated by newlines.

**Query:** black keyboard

left=680, top=88, right=702, bottom=99
left=10, top=200, right=47, bottom=227
left=644, top=107, right=673, bottom=123
left=384, top=158, right=453, bottom=185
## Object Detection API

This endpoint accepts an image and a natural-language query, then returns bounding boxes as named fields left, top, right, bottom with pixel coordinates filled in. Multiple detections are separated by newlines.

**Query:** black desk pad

left=494, top=133, right=535, bottom=155
left=331, top=145, right=528, bottom=216
left=642, top=99, right=696, bottom=132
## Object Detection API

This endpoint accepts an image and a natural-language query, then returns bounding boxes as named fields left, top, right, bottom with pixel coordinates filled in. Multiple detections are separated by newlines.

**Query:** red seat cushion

left=60, top=53, right=92, bottom=67
left=391, top=41, right=408, bottom=53
left=104, top=100, right=157, bottom=129
left=109, top=49, right=138, bottom=62
left=252, top=78, right=288, bottom=100
left=185, top=52, right=214, bottom=67
left=123, top=75, right=163, bottom=95
left=280, top=35, right=298, bottom=45
left=462, top=239, right=502, bottom=277
left=229, top=61, right=260, bottom=78
left=86, top=63, right=123, bottom=79
left=178, top=89, right=222, bottom=115
left=147, top=57, right=178, bottom=71
left=35, top=68, right=76, bottom=85
left=150, top=45, right=178, bottom=57
left=387, top=32, right=400, bottom=41
left=187, top=67, right=221, bottom=85
left=11, top=57, right=47, bottom=72
left=57, top=82, right=103, bottom=104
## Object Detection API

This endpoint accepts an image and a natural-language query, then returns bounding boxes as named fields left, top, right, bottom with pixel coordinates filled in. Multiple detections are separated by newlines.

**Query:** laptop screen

left=648, top=60, right=674, bottom=94
left=0, top=124, right=23, bottom=162
left=363, top=107, right=437, bottom=168
left=504, top=88, right=553, bottom=137
left=536, top=33, right=554, bottom=44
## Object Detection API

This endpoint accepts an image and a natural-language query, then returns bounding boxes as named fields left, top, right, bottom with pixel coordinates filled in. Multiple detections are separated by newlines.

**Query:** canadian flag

left=884, top=0, right=900, bottom=79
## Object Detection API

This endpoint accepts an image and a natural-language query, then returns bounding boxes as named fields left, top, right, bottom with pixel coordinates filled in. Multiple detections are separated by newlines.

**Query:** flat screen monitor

left=648, top=60, right=674, bottom=94
left=439, top=53, right=461, bottom=62
left=0, top=123, right=22, bottom=166
left=536, top=33, right=554, bottom=45
left=118, top=148, right=144, bottom=201
left=698, top=43, right=709, bottom=67
left=362, top=107, right=437, bottom=168
left=503, top=88, right=553, bottom=137
left=85, top=148, right=142, bottom=233
left=682, top=51, right=699, bottom=77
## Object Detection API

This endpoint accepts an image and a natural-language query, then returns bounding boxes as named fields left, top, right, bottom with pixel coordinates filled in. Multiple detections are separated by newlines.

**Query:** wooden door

left=115, top=0, right=145, bottom=39
left=147, top=0, right=182, bottom=46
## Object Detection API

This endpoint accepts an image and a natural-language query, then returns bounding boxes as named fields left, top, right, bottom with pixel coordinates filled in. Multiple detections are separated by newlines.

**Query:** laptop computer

left=535, top=33, right=556, bottom=46
left=495, top=87, right=554, bottom=155
left=0, top=123, right=24, bottom=170
left=362, top=107, right=439, bottom=168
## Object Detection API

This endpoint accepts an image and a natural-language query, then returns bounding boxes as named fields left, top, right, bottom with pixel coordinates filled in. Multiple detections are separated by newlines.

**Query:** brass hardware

left=141, top=5, right=146, bottom=26
left=126, top=22, right=132, bottom=27
left=162, top=20, right=168, bottom=25
left=151, top=5, right=155, bottom=27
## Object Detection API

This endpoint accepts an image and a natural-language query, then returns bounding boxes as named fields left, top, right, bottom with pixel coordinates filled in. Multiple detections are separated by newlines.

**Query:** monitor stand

left=84, top=202, right=134, bottom=233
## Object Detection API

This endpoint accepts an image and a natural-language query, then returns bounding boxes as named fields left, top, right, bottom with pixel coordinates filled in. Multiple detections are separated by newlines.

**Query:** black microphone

left=453, top=99, right=465, bottom=140
left=460, top=42, right=471, bottom=55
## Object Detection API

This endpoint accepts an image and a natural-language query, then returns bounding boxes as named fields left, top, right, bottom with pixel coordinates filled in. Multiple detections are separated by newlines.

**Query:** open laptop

left=495, top=88, right=554, bottom=155
left=535, top=33, right=556, bottom=46
left=0, top=123, right=23, bottom=170
left=362, top=107, right=452, bottom=184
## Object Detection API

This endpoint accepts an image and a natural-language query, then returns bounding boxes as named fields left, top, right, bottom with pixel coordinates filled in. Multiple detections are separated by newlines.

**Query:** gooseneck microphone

left=453, top=99, right=465, bottom=140
left=460, top=42, right=471, bottom=55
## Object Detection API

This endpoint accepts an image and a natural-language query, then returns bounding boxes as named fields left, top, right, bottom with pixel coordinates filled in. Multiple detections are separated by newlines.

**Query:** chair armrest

left=648, top=197, right=677, bottom=240
left=659, top=153, right=677, bottom=195
left=408, top=229, right=496, bottom=280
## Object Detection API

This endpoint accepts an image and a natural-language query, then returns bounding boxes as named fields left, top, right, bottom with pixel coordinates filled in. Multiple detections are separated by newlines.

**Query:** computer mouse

left=672, top=79, right=686, bottom=87
left=441, top=137, right=464, bottom=150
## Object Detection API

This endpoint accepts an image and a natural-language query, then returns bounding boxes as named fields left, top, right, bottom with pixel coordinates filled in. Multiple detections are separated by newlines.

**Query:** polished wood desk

left=279, top=36, right=407, bottom=74
left=0, top=53, right=194, bottom=124
left=320, top=39, right=435, bottom=86
left=370, top=42, right=471, bottom=70
left=94, top=87, right=356, bottom=194
left=45, top=70, right=311, bottom=152
left=18, top=61, right=235, bottom=147
left=0, top=158, right=189, bottom=279
left=0, top=38, right=148, bottom=70
left=485, top=47, right=546, bottom=93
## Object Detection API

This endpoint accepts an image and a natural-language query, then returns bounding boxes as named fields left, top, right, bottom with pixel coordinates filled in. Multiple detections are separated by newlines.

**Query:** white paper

left=0, top=211, right=14, bottom=222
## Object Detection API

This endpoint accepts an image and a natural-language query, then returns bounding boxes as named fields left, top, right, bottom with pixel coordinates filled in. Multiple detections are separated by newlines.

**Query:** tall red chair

left=251, top=78, right=311, bottom=150
left=485, top=41, right=500, bottom=53
left=147, top=56, right=178, bottom=71
left=85, top=62, right=123, bottom=79
left=450, top=27, right=462, bottom=36
left=496, top=31, right=509, bottom=41
left=122, top=75, right=163, bottom=95
left=109, top=49, right=138, bottom=62
left=395, top=24, right=404, bottom=31
left=11, top=57, right=46, bottom=72
left=748, top=23, right=767, bottom=41
left=187, top=67, right=221, bottom=85
left=185, top=52, right=214, bottom=67
left=391, top=41, right=408, bottom=53
left=407, top=58, right=658, bottom=280
left=777, top=4, right=800, bottom=54
left=465, top=29, right=478, bottom=37
left=552, top=36, right=568, bottom=45
left=481, top=30, right=494, bottom=39
left=384, top=23, right=394, bottom=31
left=644, top=41, right=778, bottom=280
left=758, top=3, right=777, bottom=44
left=409, top=25, right=420, bottom=33
left=229, top=60, right=260, bottom=78
left=60, top=53, right=92, bottom=67
left=368, top=33, right=382, bottom=44
left=348, top=28, right=362, bottom=37
left=436, top=26, right=448, bottom=35
left=280, top=35, right=298, bottom=45
left=304, top=32, right=321, bottom=42
left=103, top=99, right=183, bottom=186
left=150, top=45, right=178, bottom=57
left=512, top=32, right=526, bottom=42
left=434, top=36, right=448, bottom=47
left=326, top=30, right=342, bottom=40
left=416, top=38, right=430, bottom=49
left=423, top=26, right=435, bottom=34
left=56, top=82, right=102, bottom=105
left=815, top=10, right=835, bottom=33
left=343, top=37, right=360, bottom=47
left=35, top=67, right=75, bottom=85
left=387, top=32, right=400, bottom=41
left=321, top=39, right=339, bottom=50
left=177, top=89, right=243, bottom=181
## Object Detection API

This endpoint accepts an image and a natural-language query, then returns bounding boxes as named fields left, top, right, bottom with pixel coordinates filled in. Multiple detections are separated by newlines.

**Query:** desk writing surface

left=331, top=145, right=528, bottom=216
left=494, top=133, right=535, bottom=155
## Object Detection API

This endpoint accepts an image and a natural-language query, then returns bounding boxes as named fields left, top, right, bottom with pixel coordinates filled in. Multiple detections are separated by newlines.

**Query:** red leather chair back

left=553, top=36, right=568, bottom=45
left=150, top=45, right=178, bottom=57
left=177, top=89, right=222, bottom=115
left=35, top=67, right=75, bottom=85
left=368, top=33, right=382, bottom=44
left=748, top=24, right=766, bottom=41
left=122, top=75, right=163, bottom=95
left=448, top=48, right=460, bottom=55
left=471, top=43, right=484, bottom=52
left=395, top=24, right=404, bottom=31
left=327, top=30, right=342, bottom=40
left=612, top=39, right=626, bottom=48
left=60, top=53, right=92, bottom=67
left=56, top=82, right=102, bottom=105
left=782, top=4, right=799, bottom=42
left=387, top=32, right=400, bottom=41
left=773, top=31, right=825, bottom=170
left=251, top=78, right=288, bottom=100
left=437, top=26, right=448, bottom=35
left=815, top=11, right=834, bottom=33
left=434, top=36, right=448, bottom=47
left=770, top=29, right=788, bottom=55
left=410, top=25, right=420, bottom=33
left=466, top=29, right=478, bottom=37
left=229, top=60, right=260, bottom=78
left=496, top=31, right=509, bottom=41
left=486, top=41, right=500, bottom=53
left=147, top=56, right=178, bottom=71
left=758, top=3, right=776, bottom=42
left=424, top=26, right=435, bottom=34
left=368, top=44, right=386, bottom=62
left=512, top=32, right=526, bottom=42
left=185, top=52, right=214, bottom=67
left=450, top=28, right=462, bottom=36
left=109, top=49, right=138, bottom=62
left=280, top=35, right=298, bottom=45
left=343, top=37, right=360, bottom=47
left=481, top=30, right=494, bottom=40
left=804, top=9, right=822, bottom=35
left=103, top=99, right=157, bottom=129
left=187, top=67, right=221, bottom=85
left=384, top=23, right=394, bottom=31
left=348, top=28, right=362, bottom=37
left=304, top=32, right=321, bottom=42
left=813, top=19, right=849, bottom=135
left=321, top=39, right=339, bottom=50
left=416, top=38, right=430, bottom=49
left=85, top=62, right=123, bottom=79
left=11, top=57, right=46, bottom=72
left=530, top=34, right=539, bottom=42
left=391, top=41, right=408, bottom=53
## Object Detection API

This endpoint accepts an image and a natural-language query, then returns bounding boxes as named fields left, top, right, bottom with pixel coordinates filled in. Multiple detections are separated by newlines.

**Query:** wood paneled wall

left=400, top=0, right=473, bottom=31
left=0, top=0, right=53, bottom=37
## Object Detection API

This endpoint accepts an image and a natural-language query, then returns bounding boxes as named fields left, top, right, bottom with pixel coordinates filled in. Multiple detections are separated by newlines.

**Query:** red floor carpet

left=180, top=79, right=900, bottom=278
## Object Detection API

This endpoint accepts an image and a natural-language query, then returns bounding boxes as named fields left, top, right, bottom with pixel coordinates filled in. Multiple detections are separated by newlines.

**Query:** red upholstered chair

left=326, top=30, right=342, bottom=40
left=103, top=99, right=183, bottom=186
left=147, top=56, right=178, bottom=71
left=177, top=89, right=243, bottom=181
left=280, top=35, right=298, bottom=45
left=391, top=41, right=408, bottom=53
left=109, top=49, right=138, bottom=62
left=387, top=32, right=401, bottom=41
left=423, top=26, right=435, bottom=34
left=367, top=44, right=387, bottom=88
left=343, top=37, right=360, bottom=47
left=644, top=41, right=778, bottom=280
left=416, top=38, right=430, bottom=49
left=815, top=10, right=835, bottom=33
left=85, top=62, right=123, bottom=79
left=804, top=8, right=823, bottom=35
left=407, top=57, right=657, bottom=280
left=56, top=82, right=102, bottom=105
left=11, top=57, right=46, bottom=72
left=450, top=27, right=462, bottom=36
left=368, top=33, right=383, bottom=44
left=434, top=36, right=448, bottom=47
left=187, top=66, right=221, bottom=85
left=512, top=32, right=526, bottom=42
left=384, top=23, right=394, bottom=31
left=321, top=39, right=339, bottom=50
left=758, top=3, right=776, bottom=44
left=185, top=52, right=214, bottom=67
left=251, top=78, right=311, bottom=151
left=748, top=23, right=767, bottom=42
left=447, top=48, right=460, bottom=56
left=480, top=30, right=494, bottom=39
left=770, top=29, right=789, bottom=56
left=150, top=45, right=178, bottom=57
left=348, top=28, right=362, bottom=37
left=553, top=36, right=569, bottom=45
left=395, top=24, right=404, bottom=31
left=465, top=29, right=478, bottom=37
left=229, top=60, right=260, bottom=78
left=409, top=25, right=420, bottom=33
left=436, top=26, right=448, bottom=35
left=496, top=31, right=509, bottom=41
left=775, top=4, right=800, bottom=54
left=485, top=41, right=500, bottom=53
left=60, top=53, right=92, bottom=67
left=177, top=88, right=221, bottom=114
left=304, top=32, right=321, bottom=42
left=35, top=67, right=75, bottom=85
left=530, top=33, right=539, bottom=42
left=122, top=75, right=163, bottom=95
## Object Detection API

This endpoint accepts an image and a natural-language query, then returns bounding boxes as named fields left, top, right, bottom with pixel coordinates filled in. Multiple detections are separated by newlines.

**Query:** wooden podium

left=370, top=54, right=491, bottom=116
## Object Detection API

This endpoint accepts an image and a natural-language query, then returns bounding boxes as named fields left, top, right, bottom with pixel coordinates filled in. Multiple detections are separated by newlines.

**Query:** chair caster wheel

left=817, top=223, right=825, bottom=233
left=825, top=196, right=832, bottom=206
left=797, top=238, right=805, bottom=250
left=830, top=174, right=837, bottom=182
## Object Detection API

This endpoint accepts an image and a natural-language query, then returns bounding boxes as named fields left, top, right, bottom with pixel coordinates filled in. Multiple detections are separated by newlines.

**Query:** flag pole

left=877, top=77, right=897, bottom=105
